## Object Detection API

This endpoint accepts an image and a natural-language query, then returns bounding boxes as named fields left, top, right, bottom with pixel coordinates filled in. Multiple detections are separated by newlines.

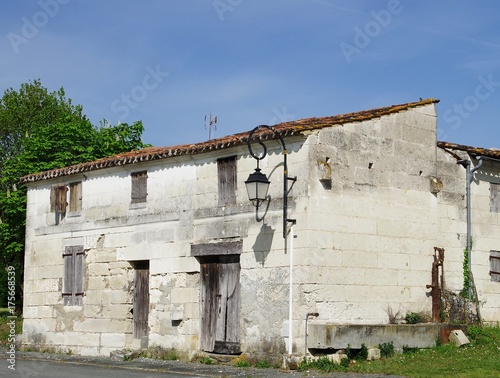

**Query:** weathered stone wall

left=22, top=103, right=499, bottom=358
left=289, top=105, right=440, bottom=335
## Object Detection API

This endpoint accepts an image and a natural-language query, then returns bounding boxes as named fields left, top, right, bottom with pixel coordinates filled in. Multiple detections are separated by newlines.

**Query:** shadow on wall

left=253, top=223, right=275, bottom=266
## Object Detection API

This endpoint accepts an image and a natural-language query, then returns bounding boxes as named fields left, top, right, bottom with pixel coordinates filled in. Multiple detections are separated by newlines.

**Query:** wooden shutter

left=490, top=183, right=500, bottom=213
left=200, top=254, right=241, bottom=354
left=490, top=251, right=500, bottom=282
left=63, top=246, right=84, bottom=305
left=69, top=182, right=82, bottom=212
left=133, top=261, right=150, bottom=338
left=131, top=171, right=148, bottom=203
left=51, top=185, right=67, bottom=213
left=62, top=247, right=74, bottom=306
left=218, top=157, right=236, bottom=206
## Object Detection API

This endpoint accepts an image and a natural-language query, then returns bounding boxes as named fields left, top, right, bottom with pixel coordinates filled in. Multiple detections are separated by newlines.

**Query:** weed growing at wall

left=378, top=341, right=395, bottom=358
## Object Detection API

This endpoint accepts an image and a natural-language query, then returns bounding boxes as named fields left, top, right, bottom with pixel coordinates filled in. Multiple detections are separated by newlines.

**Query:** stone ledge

left=308, top=323, right=458, bottom=349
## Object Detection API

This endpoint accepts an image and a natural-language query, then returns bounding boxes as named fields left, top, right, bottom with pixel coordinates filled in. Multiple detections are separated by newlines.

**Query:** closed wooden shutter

left=63, top=246, right=84, bottom=306
left=69, top=182, right=82, bottom=212
left=490, top=251, right=500, bottom=282
left=490, top=183, right=500, bottom=213
left=133, top=261, right=150, bottom=338
left=218, top=157, right=236, bottom=206
left=50, top=185, right=67, bottom=213
left=131, top=171, right=148, bottom=203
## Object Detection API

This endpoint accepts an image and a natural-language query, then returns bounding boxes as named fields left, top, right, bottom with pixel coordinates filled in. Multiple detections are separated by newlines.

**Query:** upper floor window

left=50, top=185, right=67, bottom=214
left=490, top=250, right=500, bottom=282
left=490, top=183, right=499, bottom=213
left=217, top=156, right=236, bottom=206
left=131, top=171, right=148, bottom=204
left=69, top=182, right=82, bottom=212
left=50, top=181, right=82, bottom=224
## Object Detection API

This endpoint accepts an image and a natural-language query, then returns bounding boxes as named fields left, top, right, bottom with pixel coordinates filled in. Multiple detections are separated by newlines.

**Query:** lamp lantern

left=245, top=167, right=270, bottom=207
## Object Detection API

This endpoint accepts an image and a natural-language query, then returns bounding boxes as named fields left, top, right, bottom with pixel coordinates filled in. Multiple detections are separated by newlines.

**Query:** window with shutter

left=218, top=157, right=236, bottom=206
left=69, top=182, right=82, bottom=212
left=50, top=185, right=67, bottom=212
left=50, top=185, right=68, bottom=225
left=490, top=183, right=500, bottom=213
left=490, top=250, right=500, bottom=282
left=62, top=245, right=85, bottom=306
left=131, top=171, right=148, bottom=204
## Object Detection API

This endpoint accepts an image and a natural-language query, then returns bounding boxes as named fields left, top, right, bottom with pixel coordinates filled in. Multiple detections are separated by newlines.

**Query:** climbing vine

left=461, top=238, right=473, bottom=299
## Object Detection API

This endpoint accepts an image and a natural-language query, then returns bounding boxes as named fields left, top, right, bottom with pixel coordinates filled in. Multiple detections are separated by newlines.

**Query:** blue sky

left=1, top=0, right=499, bottom=149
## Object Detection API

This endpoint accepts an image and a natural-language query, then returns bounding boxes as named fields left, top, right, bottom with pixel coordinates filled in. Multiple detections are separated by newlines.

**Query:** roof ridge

left=20, top=98, right=439, bottom=183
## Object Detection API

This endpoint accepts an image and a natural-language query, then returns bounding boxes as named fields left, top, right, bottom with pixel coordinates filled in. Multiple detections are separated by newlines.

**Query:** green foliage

left=0, top=308, right=22, bottom=346
left=199, top=357, right=212, bottom=365
left=378, top=341, right=395, bottom=358
left=298, top=355, right=350, bottom=373
left=348, top=325, right=500, bottom=377
left=234, top=360, right=250, bottom=367
left=402, top=345, right=419, bottom=354
left=467, top=324, right=499, bottom=345
left=0, top=80, right=148, bottom=312
left=405, top=312, right=426, bottom=324
left=461, top=238, right=473, bottom=299
left=254, top=359, right=270, bottom=368
left=346, top=343, right=368, bottom=361
left=358, top=343, right=368, bottom=361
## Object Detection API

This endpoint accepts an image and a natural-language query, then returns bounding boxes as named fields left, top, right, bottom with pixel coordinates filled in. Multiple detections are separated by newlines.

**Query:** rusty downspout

left=304, top=312, right=319, bottom=358
left=427, top=247, right=444, bottom=322
left=459, top=157, right=483, bottom=299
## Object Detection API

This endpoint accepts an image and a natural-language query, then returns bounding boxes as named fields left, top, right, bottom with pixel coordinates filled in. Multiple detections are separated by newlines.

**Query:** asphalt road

left=0, top=352, right=407, bottom=378
left=1, top=358, right=207, bottom=378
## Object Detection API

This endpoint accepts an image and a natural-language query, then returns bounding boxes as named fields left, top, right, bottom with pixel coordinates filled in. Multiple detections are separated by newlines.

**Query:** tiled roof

left=437, top=141, right=500, bottom=160
left=21, top=98, right=438, bottom=183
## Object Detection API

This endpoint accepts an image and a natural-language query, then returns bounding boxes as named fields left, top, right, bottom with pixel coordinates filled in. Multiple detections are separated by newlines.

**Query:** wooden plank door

left=200, top=255, right=241, bottom=354
left=133, top=261, right=150, bottom=339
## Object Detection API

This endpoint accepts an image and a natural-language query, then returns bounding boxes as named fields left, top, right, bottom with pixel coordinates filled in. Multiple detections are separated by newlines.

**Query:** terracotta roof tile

left=21, top=98, right=439, bottom=183
left=437, top=141, right=500, bottom=160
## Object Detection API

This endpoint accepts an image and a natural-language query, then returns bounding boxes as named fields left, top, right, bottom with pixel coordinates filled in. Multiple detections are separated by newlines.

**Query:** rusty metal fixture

left=427, top=247, right=445, bottom=322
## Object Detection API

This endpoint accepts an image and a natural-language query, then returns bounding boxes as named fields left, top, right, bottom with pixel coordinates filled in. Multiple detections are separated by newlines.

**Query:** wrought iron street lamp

left=244, top=165, right=270, bottom=208
left=245, top=124, right=298, bottom=356
left=245, top=124, right=296, bottom=237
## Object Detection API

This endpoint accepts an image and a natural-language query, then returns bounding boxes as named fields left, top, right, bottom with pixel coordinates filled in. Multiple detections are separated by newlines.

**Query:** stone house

left=21, top=98, right=499, bottom=357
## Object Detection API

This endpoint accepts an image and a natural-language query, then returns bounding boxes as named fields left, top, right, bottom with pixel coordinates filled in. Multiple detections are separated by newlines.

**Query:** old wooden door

left=133, top=261, right=150, bottom=339
left=199, top=255, right=241, bottom=354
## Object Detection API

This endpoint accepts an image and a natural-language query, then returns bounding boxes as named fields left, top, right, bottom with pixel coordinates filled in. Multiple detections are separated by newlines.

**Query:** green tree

left=0, top=80, right=147, bottom=312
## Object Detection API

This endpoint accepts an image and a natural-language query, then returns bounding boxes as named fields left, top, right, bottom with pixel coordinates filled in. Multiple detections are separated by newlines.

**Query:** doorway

left=132, top=260, right=150, bottom=339
left=199, top=254, right=241, bottom=354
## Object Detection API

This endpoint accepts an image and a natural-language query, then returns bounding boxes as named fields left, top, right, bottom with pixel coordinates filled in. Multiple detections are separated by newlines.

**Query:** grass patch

left=0, top=308, right=22, bottom=346
left=349, top=325, right=500, bottom=378
left=298, top=356, right=347, bottom=373
left=234, top=360, right=250, bottom=368
left=254, top=359, right=270, bottom=368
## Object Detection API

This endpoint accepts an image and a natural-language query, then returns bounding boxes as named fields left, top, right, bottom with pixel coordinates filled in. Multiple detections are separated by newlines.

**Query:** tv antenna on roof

left=205, top=112, right=217, bottom=140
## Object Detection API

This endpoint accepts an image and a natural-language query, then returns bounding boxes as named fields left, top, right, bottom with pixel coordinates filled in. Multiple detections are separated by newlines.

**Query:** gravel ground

left=10, top=349, right=407, bottom=378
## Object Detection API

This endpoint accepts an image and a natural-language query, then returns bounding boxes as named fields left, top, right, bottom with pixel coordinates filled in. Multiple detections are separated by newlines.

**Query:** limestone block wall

left=434, top=150, right=500, bottom=323
left=22, top=232, right=134, bottom=356
left=470, top=161, right=500, bottom=322
left=289, top=104, right=441, bottom=333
